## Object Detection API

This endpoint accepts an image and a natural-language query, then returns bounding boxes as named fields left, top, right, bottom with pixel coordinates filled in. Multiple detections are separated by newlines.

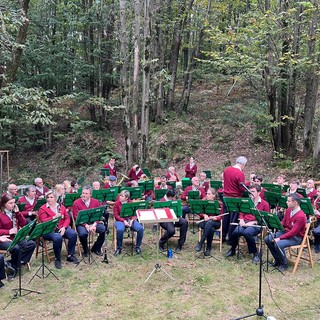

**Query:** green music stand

left=4, top=221, right=40, bottom=308
left=166, top=181, right=176, bottom=189
left=188, top=200, right=220, bottom=234
left=33, top=198, right=47, bottom=211
left=250, top=209, right=284, bottom=231
left=153, top=200, right=182, bottom=218
left=142, top=168, right=152, bottom=178
left=101, top=168, right=110, bottom=177
left=283, top=185, right=289, bottom=193
left=203, top=170, right=212, bottom=179
left=120, top=201, right=148, bottom=256
left=92, top=188, right=119, bottom=202
left=182, top=178, right=192, bottom=190
left=75, top=207, right=104, bottom=265
left=223, top=197, right=254, bottom=215
left=210, top=180, right=223, bottom=189
left=138, top=180, right=155, bottom=192
left=264, top=191, right=288, bottom=209
left=299, top=198, right=314, bottom=216
left=28, top=217, right=61, bottom=282
left=297, top=188, right=307, bottom=198
left=120, top=186, right=143, bottom=199
left=64, top=193, right=81, bottom=207
left=261, top=183, right=282, bottom=194
left=188, top=190, right=200, bottom=200
left=154, top=189, right=167, bottom=201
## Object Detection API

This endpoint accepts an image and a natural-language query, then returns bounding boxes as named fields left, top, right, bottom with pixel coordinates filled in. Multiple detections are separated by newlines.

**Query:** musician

left=55, top=184, right=66, bottom=204
left=72, top=186, right=106, bottom=257
left=128, top=165, right=144, bottom=183
left=113, top=190, right=144, bottom=256
left=34, top=177, right=49, bottom=199
left=181, top=177, right=206, bottom=219
left=265, top=193, right=306, bottom=272
left=70, top=180, right=79, bottom=193
left=63, top=180, right=72, bottom=193
left=199, top=172, right=210, bottom=192
left=0, top=194, right=36, bottom=278
left=92, top=181, right=101, bottom=190
left=275, top=175, right=286, bottom=187
left=158, top=189, right=188, bottom=253
left=252, top=175, right=266, bottom=200
left=38, top=190, right=79, bottom=269
left=305, top=179, right=317, bottom=200
left=226, top=184, right=270, bottom=263
left=7, top=184, right=19, bottom=197
left=166, top=166, right=179, bottom=182
left=103, top=175, right=117, bottom=188
left=103, top=157, right=117, bottom=176
left=222, top=156, right=247, bottom=243
left=312, top=186, right=320, bottom=253
left=195, top=188, right=222, bottom=256
left=17, top=185, right=38, bottom=223
left=0, top=235, right=14, bottom=285
left=286, top=179, right=302, bottom=197
left=155, top=175, right=172, bottom=190
left=185, top=156, right=197, bottom=179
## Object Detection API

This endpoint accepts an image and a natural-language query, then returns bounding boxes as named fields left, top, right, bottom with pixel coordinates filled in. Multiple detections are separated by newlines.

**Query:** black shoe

left=175, top=245, right=182, bottom=253
left=252, top=253, right=260, bottom=264
left=54, top=259, right=62, bottom=269
left=91, top=249, right=103, bottom=256
left=204, top=249, right=211, bottom=256
left=5, top=262, right=15, bottom=276
left=82, top=251, right=89, bottom=258
left=114, top=249, right=122, bottom=256
left=159, top=243, right=165, bottom=251
left=195, top=243, right=202, bottom=252
left=277, top=264, right=288, bottom=272
left=225, top=249, right=235, bottom=258
left=271, top=260, right=280, bottom=267
left=0, top=280, right=4, bottom=288
left=136, top=247, right=142, bottom=254
left=67, top=255, right=79, bottom=264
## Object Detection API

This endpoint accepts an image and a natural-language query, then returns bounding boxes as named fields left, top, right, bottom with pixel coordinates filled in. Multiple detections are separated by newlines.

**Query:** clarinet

left=12, top=204, right=19, bottom=229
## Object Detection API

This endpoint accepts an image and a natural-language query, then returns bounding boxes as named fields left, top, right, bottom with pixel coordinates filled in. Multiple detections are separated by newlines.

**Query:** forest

left=1, top=0, right=320, bottom=184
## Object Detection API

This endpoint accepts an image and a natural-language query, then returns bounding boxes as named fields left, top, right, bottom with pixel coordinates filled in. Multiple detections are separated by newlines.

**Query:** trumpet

left=117, top=173, right=130, bottom=186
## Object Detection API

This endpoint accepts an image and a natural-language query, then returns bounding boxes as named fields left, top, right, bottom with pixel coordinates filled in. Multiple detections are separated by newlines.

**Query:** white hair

left=236, top=156, right=247, bottom=165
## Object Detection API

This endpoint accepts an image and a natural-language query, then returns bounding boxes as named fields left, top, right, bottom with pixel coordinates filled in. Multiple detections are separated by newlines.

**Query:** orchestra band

left=0, top=154, right=319, bottom=287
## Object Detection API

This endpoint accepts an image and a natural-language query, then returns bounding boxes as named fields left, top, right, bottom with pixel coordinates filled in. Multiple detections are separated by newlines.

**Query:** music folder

left=136, top=208, right=178, bottom=224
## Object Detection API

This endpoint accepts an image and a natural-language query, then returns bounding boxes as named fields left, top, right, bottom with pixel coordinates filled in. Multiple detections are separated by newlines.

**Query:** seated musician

left=158, top=189, right=188, bottom=253
left=286, top=179, right=303, bottom=197
left=7, top=184, right=19, bottom=197
left=92, top=181, right=101, bottom=191
left=166, top=166, right=179, bottom=182
left=63, top=180, right=72, bottom=193
left=34, top=177, right=49, bottom=200
left=312, top=186, right=320, bottom=253
left=181, top=177, right=206, bottom=219
left=17, top=185, right=38, bottom=223
left=128, top=165, right=144, bottom=184
left=185, top=156, right=197, bottom=179
left=226, top=184, right=270, bottom=263
left=113, top=190, right=144, bottom=256
left=265, top=193, right=306, bottom=272
left=195, top=188, right=222, bottom=256
left=252, top=175, right=266, bottom=200
left=38, top=190, right=79, bottom=269
left=0, top=194, right=36, bottom=279
left=199, top=172, right=210, bottom=192
left=305, top=179, right=317, bottom=200
left=72, top=186, right=106, bottom=257
left=70, top=180, right=80, bottom=193
left=155, top=175, right=172, bottom=191
left=103, top=175, right=117, bottom=188
left=138, top=174, right=153, bottom=202
left=55, top=184, right=66, bottom=205
left=275, top=174, right=286, bottom=187
left=103, top=157, right=117, bottom=176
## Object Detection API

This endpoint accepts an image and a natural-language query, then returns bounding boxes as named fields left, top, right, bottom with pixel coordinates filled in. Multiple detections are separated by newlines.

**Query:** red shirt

left=72, top=197, right=101, bottom=225
left=38, top=204, right=70, bottom=229
left=165, top=172, right=179, bottom=182
left=181, top=186, right=206, bottom=201
left=280, top=208, right=306, bottom=240
left=239, top=198, right=270, bottom=222
left=128, top=168, right=144, bottom=181
left=223, top=166, right=245, bottom=198
left=113, top=200, right=136, bottom=222
left=35, top=186, right=49, bottom=200
left=17, top=196, right=38, bottom=218
left=185, top=163, right=197, bottom=178
left=0, top=211, right=26, bottom=240
left=103, top=163, right=117, bottom=176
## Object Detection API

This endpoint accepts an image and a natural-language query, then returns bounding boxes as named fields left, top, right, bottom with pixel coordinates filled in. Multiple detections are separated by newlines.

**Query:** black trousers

left=159, top=218, right=188, bottom=247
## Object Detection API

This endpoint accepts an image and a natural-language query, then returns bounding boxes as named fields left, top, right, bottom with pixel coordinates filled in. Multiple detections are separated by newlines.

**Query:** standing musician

left=158, top=189, right=188, bottom=253
left=199, top=172, right=210, bottom=192
left=265, top=193, right=306, bottom=272
left=72, top=186, right=106, bottom=257
left=185, top=156, right=197, bottom=179
left=17, top=185, right=38, bottom=223
left=166, top=166, right=179, bottom=182
left=195, top=188, right=223, bottom=256
left=0, top=194, right=36, bottom=279
left=222, top=156, right=247, bottom=243
left=226, top=184, right=270, bottom=263
left=103, top=157, right=117, bottom=176
left=34, top=177, right=49, bottom=200
left=113, top=190, right=144, bottom=256
left=181, top=176, right=206, bottom=219
left=312, top=186, right=320, bottom=253
left=38, top=190, right=79, bottom=269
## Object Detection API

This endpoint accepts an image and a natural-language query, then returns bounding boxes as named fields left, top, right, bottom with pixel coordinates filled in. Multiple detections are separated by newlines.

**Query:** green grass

left=1, top=228, right=320, bottom=319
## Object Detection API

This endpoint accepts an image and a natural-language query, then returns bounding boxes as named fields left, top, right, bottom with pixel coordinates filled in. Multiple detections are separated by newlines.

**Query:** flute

left=196, top=212, right=229, bottom=224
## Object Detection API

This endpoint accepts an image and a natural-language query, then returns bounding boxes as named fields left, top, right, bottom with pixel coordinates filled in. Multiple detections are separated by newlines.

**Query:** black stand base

left=29, top=263, right=59, bottom=283
left=232, top=307, right=266, bottom=320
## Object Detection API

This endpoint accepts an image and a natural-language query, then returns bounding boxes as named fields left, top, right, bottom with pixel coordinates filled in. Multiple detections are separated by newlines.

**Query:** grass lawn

left=1, top=227, right=320, bottom=320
